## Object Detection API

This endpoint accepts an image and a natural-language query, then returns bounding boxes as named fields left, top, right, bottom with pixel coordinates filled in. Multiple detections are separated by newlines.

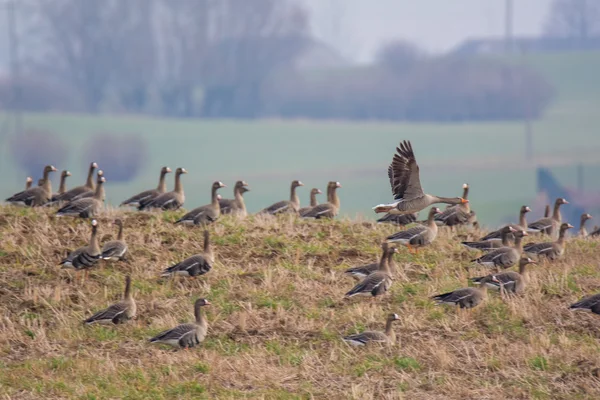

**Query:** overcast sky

left=304, top=0, right=553, bottom=62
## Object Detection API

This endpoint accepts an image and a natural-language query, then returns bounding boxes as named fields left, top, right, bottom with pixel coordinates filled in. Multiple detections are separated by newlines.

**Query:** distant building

left=452, top=36, right=600, bottom=56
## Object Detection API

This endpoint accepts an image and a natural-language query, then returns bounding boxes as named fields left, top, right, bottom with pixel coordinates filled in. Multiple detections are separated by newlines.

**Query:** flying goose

left=376, top=212, right=418, bottom=226
left=345, top=243, right=396, bottom=298
left=84, top=275, right=136, bottom=324
left=386, top=207, right=442, bottom=253
left=120, top=166, right=172, bottom=208
left=570, top=294, right=600, bottom=315
left=343, top=313, right=399, bottom=346
left=435, top=183, right=472, bottom=228
left=527, top=198, right=568, bottom=238
left=299, top=188, right=322, bottom=217
left=472, top=230, right=528, bottom=269
left=372, top=140, right=467, bottom=215
left=149, top=298, right=210, bottom=349
left=176, top=181, right=226, bottom=225
left=56, top=174, right=105, bottom=218
left=140, top=167, right=187, bottom=210
left=162, top=230, right=213, bottom=277
left=219, top=180, right=250, bottom=217
left=462, top=226, right=516, bottom=251
left=523, top=222, right=573, bottom=260
left=24, top=176, right=33, bottom=190
left=344, top=242, right=398, bottom=281
left=471, top=257, right=536, bottom=295
left=101, top=219, right=128, bottom=261
left=6, top=165, right=57, bottom=206
left=480, top=205, right=531, bottom=241
left=51, top=162, right=98, bottom=204
left=431, top=276, right=495, bottom=309
left=301, top=181, right=342, bottom=219
left=578, top=213, right=593, bottom=237
left=59, top=219, right=101, bottom=277
left=260, top=180, right=304, bottom=215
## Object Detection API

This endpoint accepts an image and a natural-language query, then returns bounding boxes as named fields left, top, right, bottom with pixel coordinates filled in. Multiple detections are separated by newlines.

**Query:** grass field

left=1, top=52, right=599, bottom=226
left=2, top=208, right=600, bottom=399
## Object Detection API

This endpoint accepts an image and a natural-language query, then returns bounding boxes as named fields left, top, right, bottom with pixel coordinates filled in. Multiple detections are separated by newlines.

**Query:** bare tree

left=544, top=0, right=600, bottom=39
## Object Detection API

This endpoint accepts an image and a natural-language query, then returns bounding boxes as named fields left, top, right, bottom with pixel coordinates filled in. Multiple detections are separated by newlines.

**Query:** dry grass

left=1, top=206, right=600, bottom=399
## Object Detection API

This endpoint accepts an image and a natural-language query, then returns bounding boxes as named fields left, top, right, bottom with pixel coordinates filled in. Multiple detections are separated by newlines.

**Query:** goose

left=386, top=207, right=442, bottom=253
left=344, top=243, right=396, bottom=298
left=523, top=223, right=573, bottom=260
left=298, top=188, right=322, bottom=217
left=372, top=140, right=467, bottom=215
left=462, top=226, right=516, bottom=251
left=101, top=219, right=128, bottom=261
left=176, top=181, right=226, bottom=225
left=6, top=165, right=56, bottom=206
left=149, top=298, right=210, bottom=349
left=84, top=275, right=136, bottom=324
left=55, top=170, right=72, bottom=198
left=161, top=230, right=213, bottom=277
left=527, top=198, right=568, bottom=238
left=140, top=167, right=187, bottom=210
left=590, top=226, right=600, bottom=237
left=259, top=180, right=304, bottom=215
left=59, top=219, right=101, bottom=278
left=570, top=294, right=600, bottom=315
left=480, top=205, right=531, bottom=241
left=471, top=257, right=536, bottom=295
left=544, top=204, right=551, bottom=218
left=24, top=176, right=33, bottom=190
left=343, top=313, right=399, bottom=346
left=301, top=181, right=342, bottom=219
left=435, top=183, right=472, bottom=228
left=219, top=180, right=250, bottom=217
left=472, top=230, right=528, bottom=269
left=69, top=170, right=105, bottom=202
left=120, top=166, right=172, bottom=208
left=56, top=175, right=105, bottom=218
left=51, top=162, right=98, bottom=204
left=344, top=242, right=398, bottom=281
left=431, top=276, right=495, bottom=309
left=578, top=213, right=593, bottom=237
left=376, top=212, right=418, bottom=226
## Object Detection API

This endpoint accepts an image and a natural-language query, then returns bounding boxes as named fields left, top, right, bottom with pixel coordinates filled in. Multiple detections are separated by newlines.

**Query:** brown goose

left=386, top=207, right=442, bottom=253
left=140, top=167, right=187, bottom=210
left=376, top=212, right=418, bottom=226
left=343, top=313, right=399, bottom=346
left=120, top=166, right=172, bottom=208
left=528, top=198, right=568, bottom=238
left=101, top=219, right=128, bottom=261
left=344, top=243, right=398, bottom=281
left=472, top=230, right=528, bottom=269
left=590, top=226, right=600, bottom=237
left=301, top=181, right=342, bottom=219
left=373, top=141, right=467, bottom=215
left=578, top=213, right=593, bottom=237
left=471, top=257, right=536, bottom=295
left=462, top=226, right=516, bottom=251
left=56, top=175, right=105, bottom=218
left=431, top=276, right=495, bottom=309
left=162, top=230, right=213, bottom=277
left=69, top=170, right=105, bottom=202
left=176, top=181, right=226, bottom=225
left=52, top=162, right=98, bottom=203
left=299, top=188, right=322, bottom=217
left=47, top=170, right=72, bottom=203
left=24, top=176, right=33, bottom=190
left=260, top=180, right=304, bottom=215
left=59, top=219, right=101, bottom=274
left=523, top=223, right=573, bottom=260
left=345, top=243, right=396, bottom=298
left=219, top=180, right=250, bottom=217
left=149, top=298, right=210, bottom=349
left=570, top=294, right=600, bottom=315
left=435, top=183, right=472, bottom=228
left=6, top=165, right=56, bottom=206
left=480, top=205, right=531, bottom=241
left=84, top=275, right=136, bottom=324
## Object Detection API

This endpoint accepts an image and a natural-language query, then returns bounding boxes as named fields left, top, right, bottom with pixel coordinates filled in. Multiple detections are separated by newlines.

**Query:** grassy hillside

left=1, top=208, right=600, bottom=399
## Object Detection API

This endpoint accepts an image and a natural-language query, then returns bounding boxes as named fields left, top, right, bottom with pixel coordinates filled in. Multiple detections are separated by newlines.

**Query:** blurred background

left=0, top=0, right=599, bottom=227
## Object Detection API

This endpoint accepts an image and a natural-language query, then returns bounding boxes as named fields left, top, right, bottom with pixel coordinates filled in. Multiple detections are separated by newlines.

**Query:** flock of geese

left=4, top=140, right=600, bottom=348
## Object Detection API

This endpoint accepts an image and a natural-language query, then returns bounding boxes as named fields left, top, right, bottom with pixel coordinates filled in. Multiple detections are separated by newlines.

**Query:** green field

left=1, top=52, right=599, bottom=226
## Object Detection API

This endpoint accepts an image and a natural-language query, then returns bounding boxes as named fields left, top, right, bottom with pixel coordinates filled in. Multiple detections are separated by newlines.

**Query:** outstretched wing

left=389, top=140, right=424, bottom=200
